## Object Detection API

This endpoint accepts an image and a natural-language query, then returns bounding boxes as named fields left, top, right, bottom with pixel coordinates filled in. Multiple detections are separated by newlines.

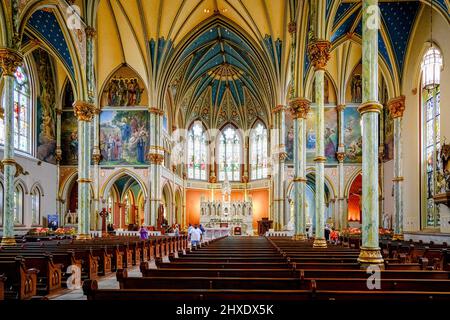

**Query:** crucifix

left=99, top=208, right=109, bottom=237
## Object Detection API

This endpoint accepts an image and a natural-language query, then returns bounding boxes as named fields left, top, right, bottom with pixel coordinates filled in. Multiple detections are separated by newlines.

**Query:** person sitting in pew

left=139, top=225, right=149, bottom=240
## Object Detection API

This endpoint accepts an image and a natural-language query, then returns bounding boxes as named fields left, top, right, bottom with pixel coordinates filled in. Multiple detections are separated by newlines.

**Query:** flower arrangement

left=54, top=227, right=76, bottom=236
left=341, top=227, right=392, bottom=237
left=29, top=227, right=50, bottom=236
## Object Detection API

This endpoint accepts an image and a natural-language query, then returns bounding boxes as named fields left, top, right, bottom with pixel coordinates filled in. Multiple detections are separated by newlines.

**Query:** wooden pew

left=0, top=258, right=39, bottom=300
left=0, top=274, right=5, bottom=300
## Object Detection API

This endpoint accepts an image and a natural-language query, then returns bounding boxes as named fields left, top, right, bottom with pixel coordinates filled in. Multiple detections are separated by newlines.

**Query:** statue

left=351, top=74, right=362, bottom=103
left=99, top=208, right=109, bottom=237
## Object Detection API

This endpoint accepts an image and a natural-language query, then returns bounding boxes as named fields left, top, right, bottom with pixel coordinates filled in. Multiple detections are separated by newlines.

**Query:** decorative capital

left=0, top=48, right=23, bottom=76
left=55, top=148, right=62, bottom=163
left=358, top=101, right=383, bottom=115
left=92, top=152, right=102, bottom=165
left=271, top=104, right=286, bottom=114
left=241, top=175, right=249, bottom=183
left=85, top=26, right=97, bottom=38
left=147, top=153, right=164, bottom=165
left=73, top=101, right=96, bottom=121
left=148, top=107, right=164, bottom=116
left=288, top=22, right=297, bottom=34
left=336, top=152, right=345, bottom=163
left=313, top=156, right=327, bottom=163
left=0, top=107, right=4, bottom=120
left=209, top=175, right=217, bottom=183
left=279, top=152, right=288, bottom=161
left=388, top=95, right=406, bottom=119
left=336, top=104, right=346, bottom=112
left=289, top=98, right=311, bottom=119
left=307, top=40, right=331, bottom=71
left=56, top=108, right=63, bottom=116
left=0, top=159, right=29, bottom=177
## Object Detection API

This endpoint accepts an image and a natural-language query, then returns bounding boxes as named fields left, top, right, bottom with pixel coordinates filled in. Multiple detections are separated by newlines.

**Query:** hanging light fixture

left=421, top=0, right=443, bottom=90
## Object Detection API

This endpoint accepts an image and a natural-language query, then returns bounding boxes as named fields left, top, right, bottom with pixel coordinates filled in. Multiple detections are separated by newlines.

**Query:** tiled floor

left=48, top=266, right=142, bottom=300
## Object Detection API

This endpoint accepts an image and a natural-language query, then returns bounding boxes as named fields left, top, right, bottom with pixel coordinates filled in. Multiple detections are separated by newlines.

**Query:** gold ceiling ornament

left=289, top=98, right=311, bottom=119
left=73, top=101, right=96, bottom=121
left=388, top=95, right=406, bottom=119
left=147, top=153, right=164, bottom=165
left=0, top=48, right=23, bottom=76
left=288, top=21, right=297, bottom=34
left=208, top=63, right=243, bottom=81
left=307, top=40, right=331, bottom=71
left=271, top=104, right=286, bottom=114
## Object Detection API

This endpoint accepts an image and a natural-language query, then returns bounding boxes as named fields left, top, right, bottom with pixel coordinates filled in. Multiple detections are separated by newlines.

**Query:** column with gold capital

left=336, top=104, right=346, bottom=231
left=0, top=48, right=23, bottom=246
left=289, top=98, right=311, bottom=240
left=358, top=0, right=384, bottom=266
left=388, top=96, right=405, bottom=240
left=308, top=40, right=331, bottom=248
left=148, top=107, right=164, bottom=227
left=271, top=105, right=287, bottom=230
left=73, top=101, right=96, bottom=240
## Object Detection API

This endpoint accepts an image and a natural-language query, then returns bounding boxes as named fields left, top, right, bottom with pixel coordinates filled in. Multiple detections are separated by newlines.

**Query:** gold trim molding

left=388, top=95, right=406, bottom=119
left=73, top=101, right=96, bottom=121
left=307, top=40, right=331, bottom=71
left=0, top=48, right=23, bottom=76
left=358, top=101, right=383, bottom=115
left=289, top=98, right=311, bottom=119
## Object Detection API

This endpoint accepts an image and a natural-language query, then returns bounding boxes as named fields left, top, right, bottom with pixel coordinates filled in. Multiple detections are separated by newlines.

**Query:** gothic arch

left=100, top=169, right=148, bottom=201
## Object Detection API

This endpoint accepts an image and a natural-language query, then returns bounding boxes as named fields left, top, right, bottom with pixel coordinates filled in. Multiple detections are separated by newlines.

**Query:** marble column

left=388, top=96, right=405, bottom=240
left=73, top=101, right=96, bottom=239
left=209, top=133, right=217, bottom=183
left=358, top=0, right=384, bottom=266
left=308, top=40, right=331, bottom=248
left=148, top=107, right=164, bottom=227
left=242, top=137, right=249, bottom=183
left=271, top=105, right=287, bottom=231
left=0, top=48, right=23, bottom=246
left=289, top=98, right=311, bottom=240
left=336, top=104, right=346, bottom=230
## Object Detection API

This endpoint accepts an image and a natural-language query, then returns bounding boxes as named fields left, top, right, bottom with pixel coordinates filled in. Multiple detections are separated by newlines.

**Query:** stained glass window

left=218, top=125, right=241, bottom=181
left=14, top=184, right=24, bottom=225
left=0, top=66, right=31, bottom=153
left=31, top=187, right=41, bottom=225
left=250, top=122, right=268, bottom=180
left=187, top=122, right=208, bottom=180
left=107, top=195, right=114, bottom=225
left=423, top=86, right=440, bottom=228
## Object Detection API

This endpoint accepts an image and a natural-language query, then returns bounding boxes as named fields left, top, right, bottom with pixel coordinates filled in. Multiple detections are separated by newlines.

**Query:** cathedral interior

left=0, top=0, right=449, bottom=245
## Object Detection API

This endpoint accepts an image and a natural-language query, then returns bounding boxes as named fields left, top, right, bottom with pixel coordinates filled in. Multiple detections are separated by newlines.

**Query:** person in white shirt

left=190, top=225, right=202, bottom=247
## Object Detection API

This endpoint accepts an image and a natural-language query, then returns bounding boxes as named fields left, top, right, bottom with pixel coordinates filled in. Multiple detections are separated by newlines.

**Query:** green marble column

left=308, top=40, right=331, bottom=248
left=336, top=104, right=346, bottom=230
left=388, top=96, right=405, bottom=240
left=148, top=108, right=164, bottom=227
left=289, top=98, right=311, bottom=240
left=358, top=0, right=384, bottom=266
left=0, top=48, right=23, bottom=246
left=73, top=101, right=96, bottom=240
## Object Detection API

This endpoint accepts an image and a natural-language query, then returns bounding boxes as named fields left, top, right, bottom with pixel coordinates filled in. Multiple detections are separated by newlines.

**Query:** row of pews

left=0, top=235, right=188, bottom=300
left=82, top=236, right=450, bottom=301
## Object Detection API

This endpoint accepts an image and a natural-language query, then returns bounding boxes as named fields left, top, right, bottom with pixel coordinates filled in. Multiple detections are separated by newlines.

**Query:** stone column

left=271, top=105, right=287, bottom=230
left=336, top=104, right=346, bottom=230
left=358, top=0, right=384, bottom=266
left=242, top=137, right=249, bottom=183
left=148, top=107, right=164, bottom=227
left=388, top=95, right=405, bottom=240
left=0, top=48, right=23, bottom=246
left=209, top=133, right=217, bottom=183
left=308, top=40, right=331, bottom=248
left=73, top=101, right=95, bottom=239
left=289, top=98, right=311, bottom=240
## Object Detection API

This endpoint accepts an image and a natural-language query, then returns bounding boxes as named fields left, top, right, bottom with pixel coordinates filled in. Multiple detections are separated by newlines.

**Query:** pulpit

left=258, top=218, right=273, bottom=236
left=234, top=226, right=242, bottom=235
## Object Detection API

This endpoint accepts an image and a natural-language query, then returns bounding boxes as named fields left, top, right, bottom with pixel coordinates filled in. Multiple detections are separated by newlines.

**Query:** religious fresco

left=61, top=111, right=79, bottom=165
left=101, top=66, right=147, bottom=107
left=384, top=106, right=394, bottom=161
left=343, top=107, right=362, bottom=163
left=305, top=108, right=338, bottom=163
left=99, top=110, right=150, bottom=165
left=285, top=111, right=294, bottom=164
left=34, top=49, right=57, bottom=164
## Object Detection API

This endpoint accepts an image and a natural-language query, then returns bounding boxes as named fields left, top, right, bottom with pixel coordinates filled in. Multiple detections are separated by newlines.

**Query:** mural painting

left=34, top=49, right=57, bottom=164
left=305, top=108, right=338, bottom=163
left=61, top=111, right=79, bottom=165
left=344, top=107, right=362, bottom=163
left=100, top=110, right=149, bottom=165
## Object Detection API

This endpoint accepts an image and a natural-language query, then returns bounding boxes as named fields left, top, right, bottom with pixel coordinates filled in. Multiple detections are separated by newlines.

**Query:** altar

left=199, top=175, right=254, bottom=236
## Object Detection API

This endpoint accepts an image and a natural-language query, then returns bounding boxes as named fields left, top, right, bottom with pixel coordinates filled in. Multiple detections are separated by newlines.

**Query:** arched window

left=250, top=122, right=268, bottom=180
left=31, top=187, right=42, bottom=226
left=0, top=66, right=32, bottom=153
left=218, top=125, right=241, bottom=181
left=187, top=122, right=207, bottom=180
left=421, top=48, right=442, bottom=229
left=14, top=184, right=24, bottom=225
